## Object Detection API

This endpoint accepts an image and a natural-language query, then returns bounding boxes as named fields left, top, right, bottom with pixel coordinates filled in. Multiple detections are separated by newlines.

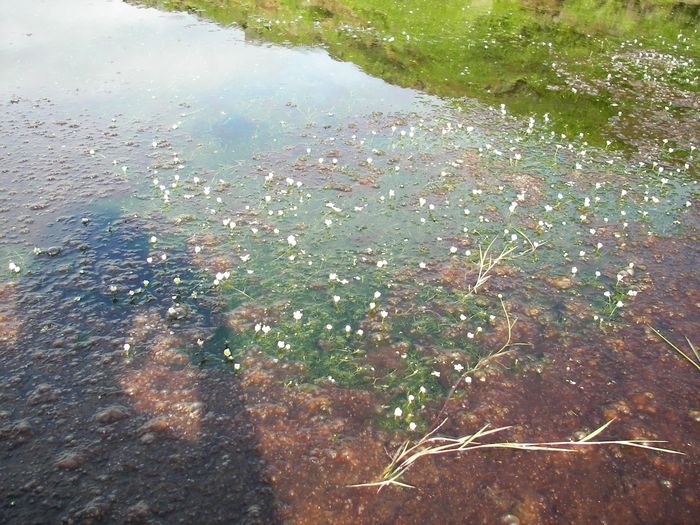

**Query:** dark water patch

left=0, top=214, right=280, bottom=524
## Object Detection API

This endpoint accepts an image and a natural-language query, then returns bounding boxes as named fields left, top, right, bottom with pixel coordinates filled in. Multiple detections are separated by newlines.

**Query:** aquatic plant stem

left=430, top=296, right=527, bottom=430
left=349, top=419, right=683, bottom=491
left=650, top=327, right=700, bottom=372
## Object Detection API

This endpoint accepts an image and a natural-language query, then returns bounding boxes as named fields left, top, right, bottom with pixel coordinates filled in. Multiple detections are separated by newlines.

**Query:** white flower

left=123, top=343, right=131, bottom=352
left=454, top=363, right=464, bottom=372
left=333, top=295, right=340, bottom=303
left=373, top=291, right=381, bottom=299
left=329, top=273, right=337, bottom=281
left=419, top=198, right=426, bottom=207
left=419, top=262, right=426, bottom=269
left=393, top=407, right=403, bottom=417
left=325, top=324, right=333, bottom=330
left=409, top=422, right=417, bottom=431
left=261, top=325, right=271, bottom=334
left=287, top=235, right=297, bottom=247
left=150, top=236, right=157, bottom=243
left=380, top=310, right=388, bottom=318
left=277, top=341, right=285, bottom=349
left=571, top=267, right=578, bottom=275
left=293, top=310, right=303, bottom=320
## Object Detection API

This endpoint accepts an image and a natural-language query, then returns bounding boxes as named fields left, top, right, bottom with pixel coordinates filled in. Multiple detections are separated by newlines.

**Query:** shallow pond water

left=1, top=1, right=699, bottom=524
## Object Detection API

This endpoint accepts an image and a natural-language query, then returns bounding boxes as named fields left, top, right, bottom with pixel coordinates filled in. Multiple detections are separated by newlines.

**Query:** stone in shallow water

left=500, top=514, right=520, bottom=525
left=54, top=450, right=85, bottom=470
left=126, top=501, right=151, bottom=523
left=27, top=383, right=60, bottom=405
left=73, top=496, right=112, bottom=523
left=139, top=416, right=171, bottom=434
left=548, top=276, right=573, bottom=290
left=94, top=405, right=130, bottom=424
left=140, top=432, right=157, bottom=444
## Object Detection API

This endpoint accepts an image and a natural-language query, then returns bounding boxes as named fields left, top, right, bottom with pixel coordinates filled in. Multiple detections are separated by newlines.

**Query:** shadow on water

left=0, top=208, right=280, bottom=523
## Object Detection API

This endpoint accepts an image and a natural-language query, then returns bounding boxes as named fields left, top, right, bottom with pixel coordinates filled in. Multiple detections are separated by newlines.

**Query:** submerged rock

left=94, top=405, right=130, bottom=424
left=126, top=500, right=151, bottom=523
left=548, top=276, right=573, bottom=290
left=27, top=383, right=60, bottom=405
left=54, top=450, right=85, bottom=470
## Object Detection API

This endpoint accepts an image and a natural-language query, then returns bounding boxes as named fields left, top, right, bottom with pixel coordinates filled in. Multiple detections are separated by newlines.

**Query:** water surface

left=1, top=1, right=698, bottom=524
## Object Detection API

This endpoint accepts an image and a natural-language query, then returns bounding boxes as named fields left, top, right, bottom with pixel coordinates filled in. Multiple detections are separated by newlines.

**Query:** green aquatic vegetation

left=132, top=110, right=695, bottom=385
left=21, top=65, right=690, bottom=446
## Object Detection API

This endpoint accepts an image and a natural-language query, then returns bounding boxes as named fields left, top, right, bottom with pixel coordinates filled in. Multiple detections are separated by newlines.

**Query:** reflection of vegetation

left=131, top=0, right=699, bottom=146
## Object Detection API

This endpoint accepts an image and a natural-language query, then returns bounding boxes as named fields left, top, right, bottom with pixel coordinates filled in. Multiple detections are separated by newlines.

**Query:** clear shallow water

left=1, top=1, right=699, bottom=524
